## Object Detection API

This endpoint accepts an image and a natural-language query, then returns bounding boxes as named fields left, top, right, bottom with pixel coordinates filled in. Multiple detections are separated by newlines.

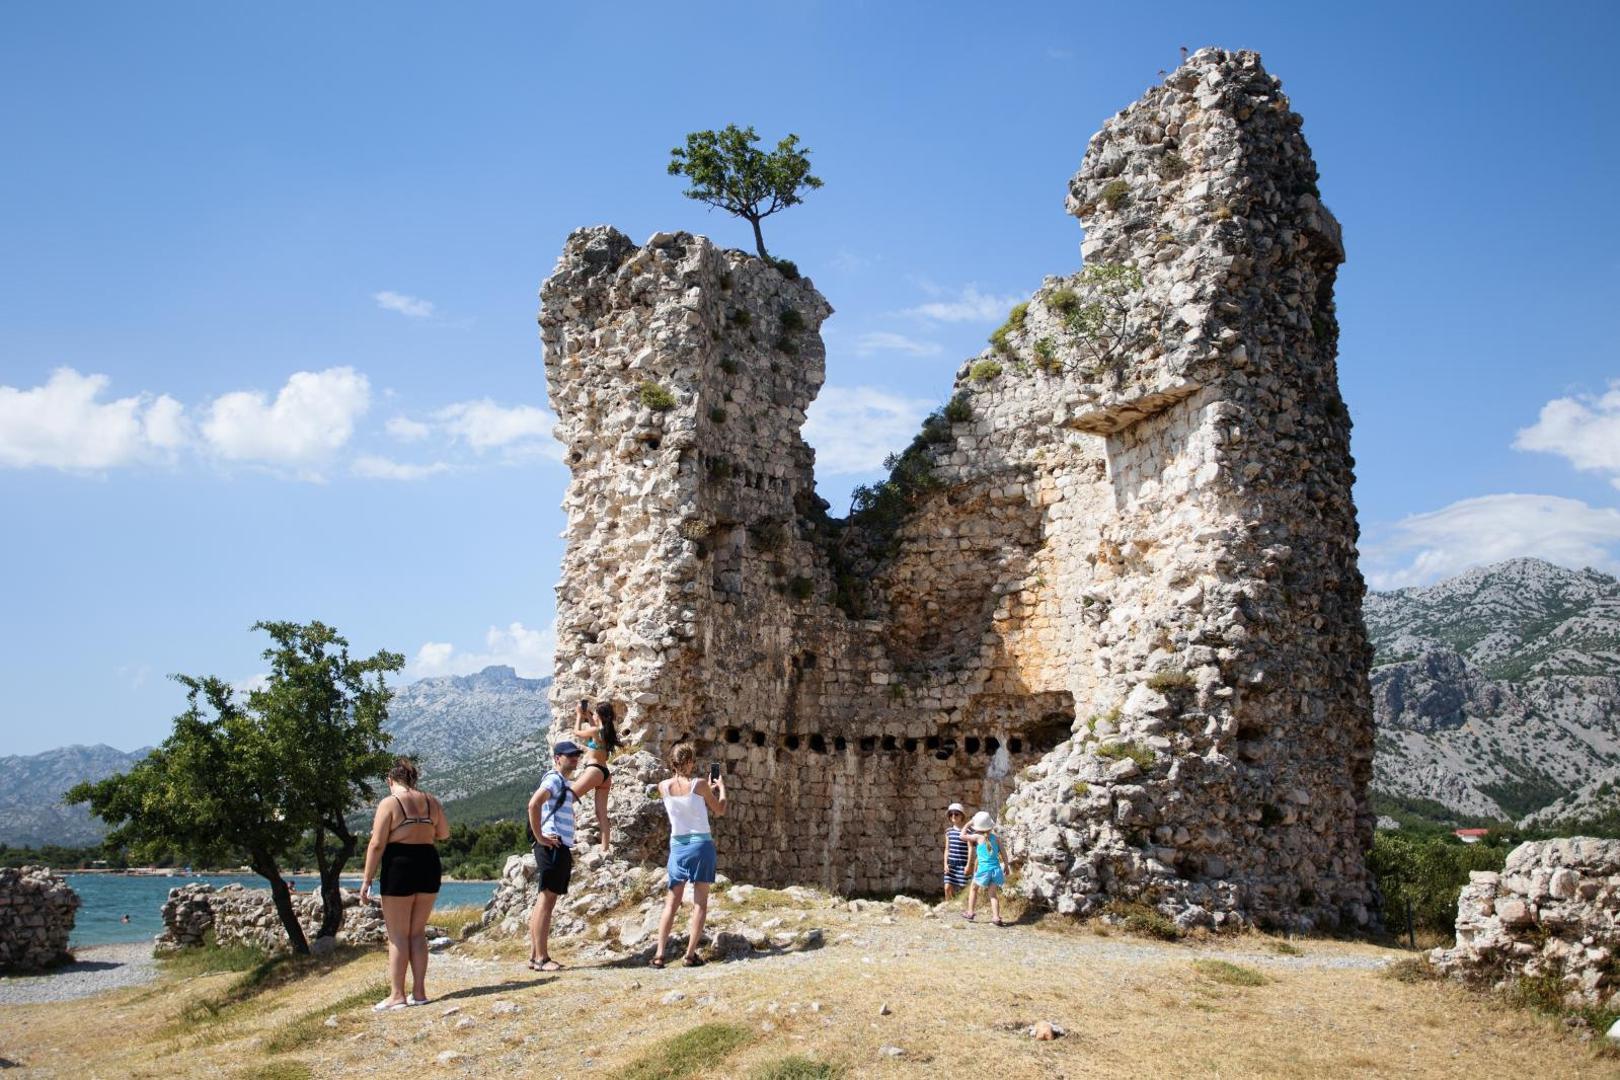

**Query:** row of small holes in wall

left=723, top=728, right=1023, bottom=760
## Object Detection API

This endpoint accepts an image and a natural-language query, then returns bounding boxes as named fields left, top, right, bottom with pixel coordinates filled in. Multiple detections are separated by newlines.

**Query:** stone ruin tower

left=540, top=48, right=1376, bottom=930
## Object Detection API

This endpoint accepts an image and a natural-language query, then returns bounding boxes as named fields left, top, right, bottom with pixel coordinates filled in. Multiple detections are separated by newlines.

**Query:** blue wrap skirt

left=667, top=833, right=717, bottom=888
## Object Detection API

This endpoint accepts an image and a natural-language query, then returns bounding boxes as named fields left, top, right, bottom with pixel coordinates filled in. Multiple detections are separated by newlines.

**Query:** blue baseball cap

left=552, top=740, right=583, bottom=757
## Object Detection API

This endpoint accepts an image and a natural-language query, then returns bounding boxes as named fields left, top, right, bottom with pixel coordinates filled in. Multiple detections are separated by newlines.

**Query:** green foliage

left=157, top=937, right=270, bottom=978
left=1102, top=900, right=1181, bottom=941
left=1071, top=781, right=1091, bottom=798
left=779, top=307, right=805, bottom=334
left=1046, top=287, right=1080, bottom=315
left=709, top=406, right=728, bottom=424
left=69, top=622, right=402, bottom=954
left=1478, top=773, right=1566, bottom=821
left=1058, top=263, right=1145, bottom=368
left=1033, top=336, right=1061, bottom=374
left=1100, top=179, right=1130, bottom=208
left=623, top=1022, right=754, bottom=1080
left=727, top=308, right=752, bottom=328
left=667, top=124, right=823, bottom=258
left=1158, top=151, right=1190, bottom=178
left=437, top=818, right=528, bottom=879
left=943, top=392, right=973, bottom=424
left=969, top=359, right=1003, bottom=382
left=639, top=381, right=677, bottom=412
left=719, top=357, right=739, bottom=375
left=787, top=577, right=814, bottom=601
left=1095, top=741, right=1155, bottom=769
left=770, top=257, right=801, bottom=280
left=750, top=1058, right=846, bottom=1080
left=1145, top=668, right=1193, bottom=691
left=988, top=301, right=1029, bottom=355
left=1192, top=959, right=1267, bottom=986
left=1258, top=803, right=1286, bottom=828
left=1367, top=831, right=1507, bottom=936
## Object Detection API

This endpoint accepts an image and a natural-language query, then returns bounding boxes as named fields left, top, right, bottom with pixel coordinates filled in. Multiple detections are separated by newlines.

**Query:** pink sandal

left=961, top=911, right=976, bottom=921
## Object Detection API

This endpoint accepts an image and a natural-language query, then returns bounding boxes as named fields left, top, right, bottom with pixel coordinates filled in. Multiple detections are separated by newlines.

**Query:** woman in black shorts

left=361, top=758, right=449, bottom=1010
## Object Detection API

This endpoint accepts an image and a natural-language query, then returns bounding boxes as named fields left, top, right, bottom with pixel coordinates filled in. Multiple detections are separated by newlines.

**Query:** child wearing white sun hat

left=961, top=810, right=1009, bottom=926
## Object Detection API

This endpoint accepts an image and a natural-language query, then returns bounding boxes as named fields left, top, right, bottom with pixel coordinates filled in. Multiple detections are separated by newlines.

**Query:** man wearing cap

left=942, top=802, right=970, bottom=900
left=526, top=741, right=589, bottom=972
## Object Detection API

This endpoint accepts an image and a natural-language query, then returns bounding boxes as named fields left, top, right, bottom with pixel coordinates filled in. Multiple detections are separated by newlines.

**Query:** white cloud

left=408, top=622, right=555, bottom=680
left=902, top=285, right=1023, bottom=323
left=1362, top=493, right=1620, bottom=589
left=201, top=367, right=370, bottom=467
left=804, top=385, right=936, bottom=477
left=386, top=416, right=431, bottom=441
left=374, top=291, right=435, bottom=319
left=1515, top=381, right=1620, bottom=488
left=116, top=663, right=152, bottom=690
left=434, top=399, right=559, bottom=457
left=855, top=331, right=943, bottom=358
left=351, top=455, right=451, bottom=481
left=0, top=368, right=188, bottom=469
left=232, top=673, right=270, bottom=696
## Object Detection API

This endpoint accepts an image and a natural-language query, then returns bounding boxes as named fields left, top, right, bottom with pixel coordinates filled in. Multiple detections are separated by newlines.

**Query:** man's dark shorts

left=534, top=842, right=573, bottom=896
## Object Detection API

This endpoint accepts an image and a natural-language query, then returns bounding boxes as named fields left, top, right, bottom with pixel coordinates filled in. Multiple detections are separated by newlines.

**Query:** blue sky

left=3, top=2, right=1618, bottom=755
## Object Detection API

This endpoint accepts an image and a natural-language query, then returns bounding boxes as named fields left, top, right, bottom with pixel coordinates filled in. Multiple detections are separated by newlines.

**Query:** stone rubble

left=1430, top=838, right=1620, bottom=1007
left=538, top=48, right=1372, bottom=929
left=475, top=848, right=827, bottom=962
left=0, top=866, right=80, bottom=972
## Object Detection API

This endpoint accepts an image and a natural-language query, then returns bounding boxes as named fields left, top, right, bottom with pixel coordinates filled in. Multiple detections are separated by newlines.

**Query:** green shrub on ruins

left=970, top=359, right=1004, bottom=382
left=1100, top=178, right=1130, bottom=208
left=1367, top=831, right=1506, bottom=937
left=709, top=406, right=728, bottom=424
left=779, top=307, right=805, bottom=334
left=1095, top=740, right=1154, bottom=769
left=639, top=381, right=677, bottom=411
left=943, top=392, right=973, bottom=424
left=988, top=301, right=1029, bottom=354
left=1145, top=668, right=1193, bottom=691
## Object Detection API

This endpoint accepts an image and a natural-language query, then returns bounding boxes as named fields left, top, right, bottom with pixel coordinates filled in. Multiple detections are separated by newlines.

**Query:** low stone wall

left=0, top=866, right=80, bottom=972
left=1430, top=838, right=1620, bottom=1006
left=157, top=882, right=386, bottom=954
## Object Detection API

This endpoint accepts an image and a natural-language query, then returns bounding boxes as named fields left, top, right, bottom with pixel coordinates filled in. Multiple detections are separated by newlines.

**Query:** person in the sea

left=526, top=740, right=590, bottom=972
left=120, top=914, right=130, bottom=924
left=571, top=699, right=619, bottom=854
left=651, top=741, right=727, bottom=969
left=360, top=757, right=449, bottom=1010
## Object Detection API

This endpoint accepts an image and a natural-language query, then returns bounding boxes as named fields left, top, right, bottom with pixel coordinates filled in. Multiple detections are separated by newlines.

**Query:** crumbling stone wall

left=0, top=866, right=79, bottom=971
left=1430, top=838, right=1620, bottom=1006
left=540, top=48, right=1374, bottom=928
left=156, top=882, right=386, bottom=954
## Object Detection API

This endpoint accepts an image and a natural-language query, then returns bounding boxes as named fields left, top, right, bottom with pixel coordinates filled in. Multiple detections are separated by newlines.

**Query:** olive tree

left=667, top=124, right=822, bottom=259
left=70, top=621, right=401, bottom=953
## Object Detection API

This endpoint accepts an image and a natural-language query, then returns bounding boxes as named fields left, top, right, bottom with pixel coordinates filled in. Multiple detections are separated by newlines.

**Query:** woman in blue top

left=651, top=741, right=727, bottom=969
left=961, top=810, right=1009, bottom=926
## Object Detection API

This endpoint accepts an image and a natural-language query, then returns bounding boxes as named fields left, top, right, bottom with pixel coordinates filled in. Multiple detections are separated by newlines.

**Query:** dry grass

left=6, top=893, right=1619, bottom=1079
left=430, top=905, right=485, bottom=939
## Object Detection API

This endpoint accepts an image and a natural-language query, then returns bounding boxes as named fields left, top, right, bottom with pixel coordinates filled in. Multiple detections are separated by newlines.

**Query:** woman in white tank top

left=652, top=741, right=726, bottom=968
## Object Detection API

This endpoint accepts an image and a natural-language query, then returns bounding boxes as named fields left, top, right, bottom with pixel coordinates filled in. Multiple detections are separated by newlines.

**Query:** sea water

left=65, top=873, right=498, bottom=947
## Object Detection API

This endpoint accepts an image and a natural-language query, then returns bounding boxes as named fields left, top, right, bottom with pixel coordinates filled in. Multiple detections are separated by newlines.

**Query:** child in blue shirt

left=961, top=810, right=1009, bottom=926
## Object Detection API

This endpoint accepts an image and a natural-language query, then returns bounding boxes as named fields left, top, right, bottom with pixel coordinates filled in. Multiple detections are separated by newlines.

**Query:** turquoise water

left=64, top=873, right=498, bottom=947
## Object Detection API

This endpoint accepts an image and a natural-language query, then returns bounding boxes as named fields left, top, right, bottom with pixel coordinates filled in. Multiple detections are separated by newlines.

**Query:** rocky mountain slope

left=1367, top=558, right=1620, bottom=825
left=0, top=665, right=552, bottom=847
left=0, top=744, right=150, bottom=847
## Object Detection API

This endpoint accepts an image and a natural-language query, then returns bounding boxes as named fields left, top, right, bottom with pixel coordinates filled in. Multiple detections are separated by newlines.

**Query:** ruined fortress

left=540, top=49, right=1376, bottom=930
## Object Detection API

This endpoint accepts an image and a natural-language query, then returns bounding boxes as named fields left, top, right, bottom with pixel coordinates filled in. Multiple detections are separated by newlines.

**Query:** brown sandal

left=682, top=954, right=706, bottom=967
left=650, top=957, right=666, bottom=969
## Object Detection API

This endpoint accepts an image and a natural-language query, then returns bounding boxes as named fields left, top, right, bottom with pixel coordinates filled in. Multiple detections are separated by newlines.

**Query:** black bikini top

left=389, top=793, right=434, bottom=834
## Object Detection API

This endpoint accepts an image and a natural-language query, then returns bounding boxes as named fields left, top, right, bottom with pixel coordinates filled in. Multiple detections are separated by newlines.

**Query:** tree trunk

left=250, top=850, right=308, bottom=954
left=750, top=216, right=768, bottom=260
left=313, top=824, right=356, bottom=941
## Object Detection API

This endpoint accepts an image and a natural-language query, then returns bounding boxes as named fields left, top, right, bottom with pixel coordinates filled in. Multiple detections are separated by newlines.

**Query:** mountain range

left=0, top=665, right=553, bottom=848
left=1366, top=558, right=1620, bottom=828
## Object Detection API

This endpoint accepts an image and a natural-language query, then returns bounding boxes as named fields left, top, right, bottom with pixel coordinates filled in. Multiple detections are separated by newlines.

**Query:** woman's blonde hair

left=668, top=741, right=696, bottom=776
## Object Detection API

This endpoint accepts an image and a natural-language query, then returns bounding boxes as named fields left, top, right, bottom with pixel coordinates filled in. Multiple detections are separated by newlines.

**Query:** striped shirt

left=945, top=826, right=969, bottom=869
left=537, top=770, right=577, bottom=847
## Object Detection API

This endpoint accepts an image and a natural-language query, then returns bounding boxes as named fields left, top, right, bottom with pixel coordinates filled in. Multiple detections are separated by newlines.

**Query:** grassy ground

left=6, top=891, right=1618, bottom=1079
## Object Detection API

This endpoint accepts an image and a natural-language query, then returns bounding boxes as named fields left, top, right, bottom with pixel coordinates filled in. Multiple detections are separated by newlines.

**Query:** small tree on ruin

left=667, top=124, right=822, bottom=260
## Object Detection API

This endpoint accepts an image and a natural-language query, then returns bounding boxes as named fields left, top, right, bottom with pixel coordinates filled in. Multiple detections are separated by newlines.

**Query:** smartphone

left=708, top=761, right=721, bottom=783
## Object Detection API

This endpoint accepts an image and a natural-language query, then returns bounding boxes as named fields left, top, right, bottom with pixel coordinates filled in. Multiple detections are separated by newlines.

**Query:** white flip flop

left=372, top=999, right=408, bottom=1012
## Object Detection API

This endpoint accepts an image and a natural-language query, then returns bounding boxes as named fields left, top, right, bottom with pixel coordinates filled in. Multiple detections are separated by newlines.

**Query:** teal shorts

left=974, top=864, right=1005, bottom=888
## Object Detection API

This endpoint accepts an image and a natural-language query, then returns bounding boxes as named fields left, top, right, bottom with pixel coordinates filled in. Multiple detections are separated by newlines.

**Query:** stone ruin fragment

left=538, top=48, right=1375, bottom=930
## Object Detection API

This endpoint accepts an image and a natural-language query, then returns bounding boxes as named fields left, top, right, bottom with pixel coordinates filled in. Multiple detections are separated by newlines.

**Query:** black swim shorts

left=533, top=842, right=574, bottom=896
left=380, top=842, right=442, bottom=896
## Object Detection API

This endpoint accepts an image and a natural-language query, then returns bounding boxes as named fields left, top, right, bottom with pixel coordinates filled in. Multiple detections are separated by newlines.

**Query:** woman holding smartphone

left=651, top=741, right=726, bottom=969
